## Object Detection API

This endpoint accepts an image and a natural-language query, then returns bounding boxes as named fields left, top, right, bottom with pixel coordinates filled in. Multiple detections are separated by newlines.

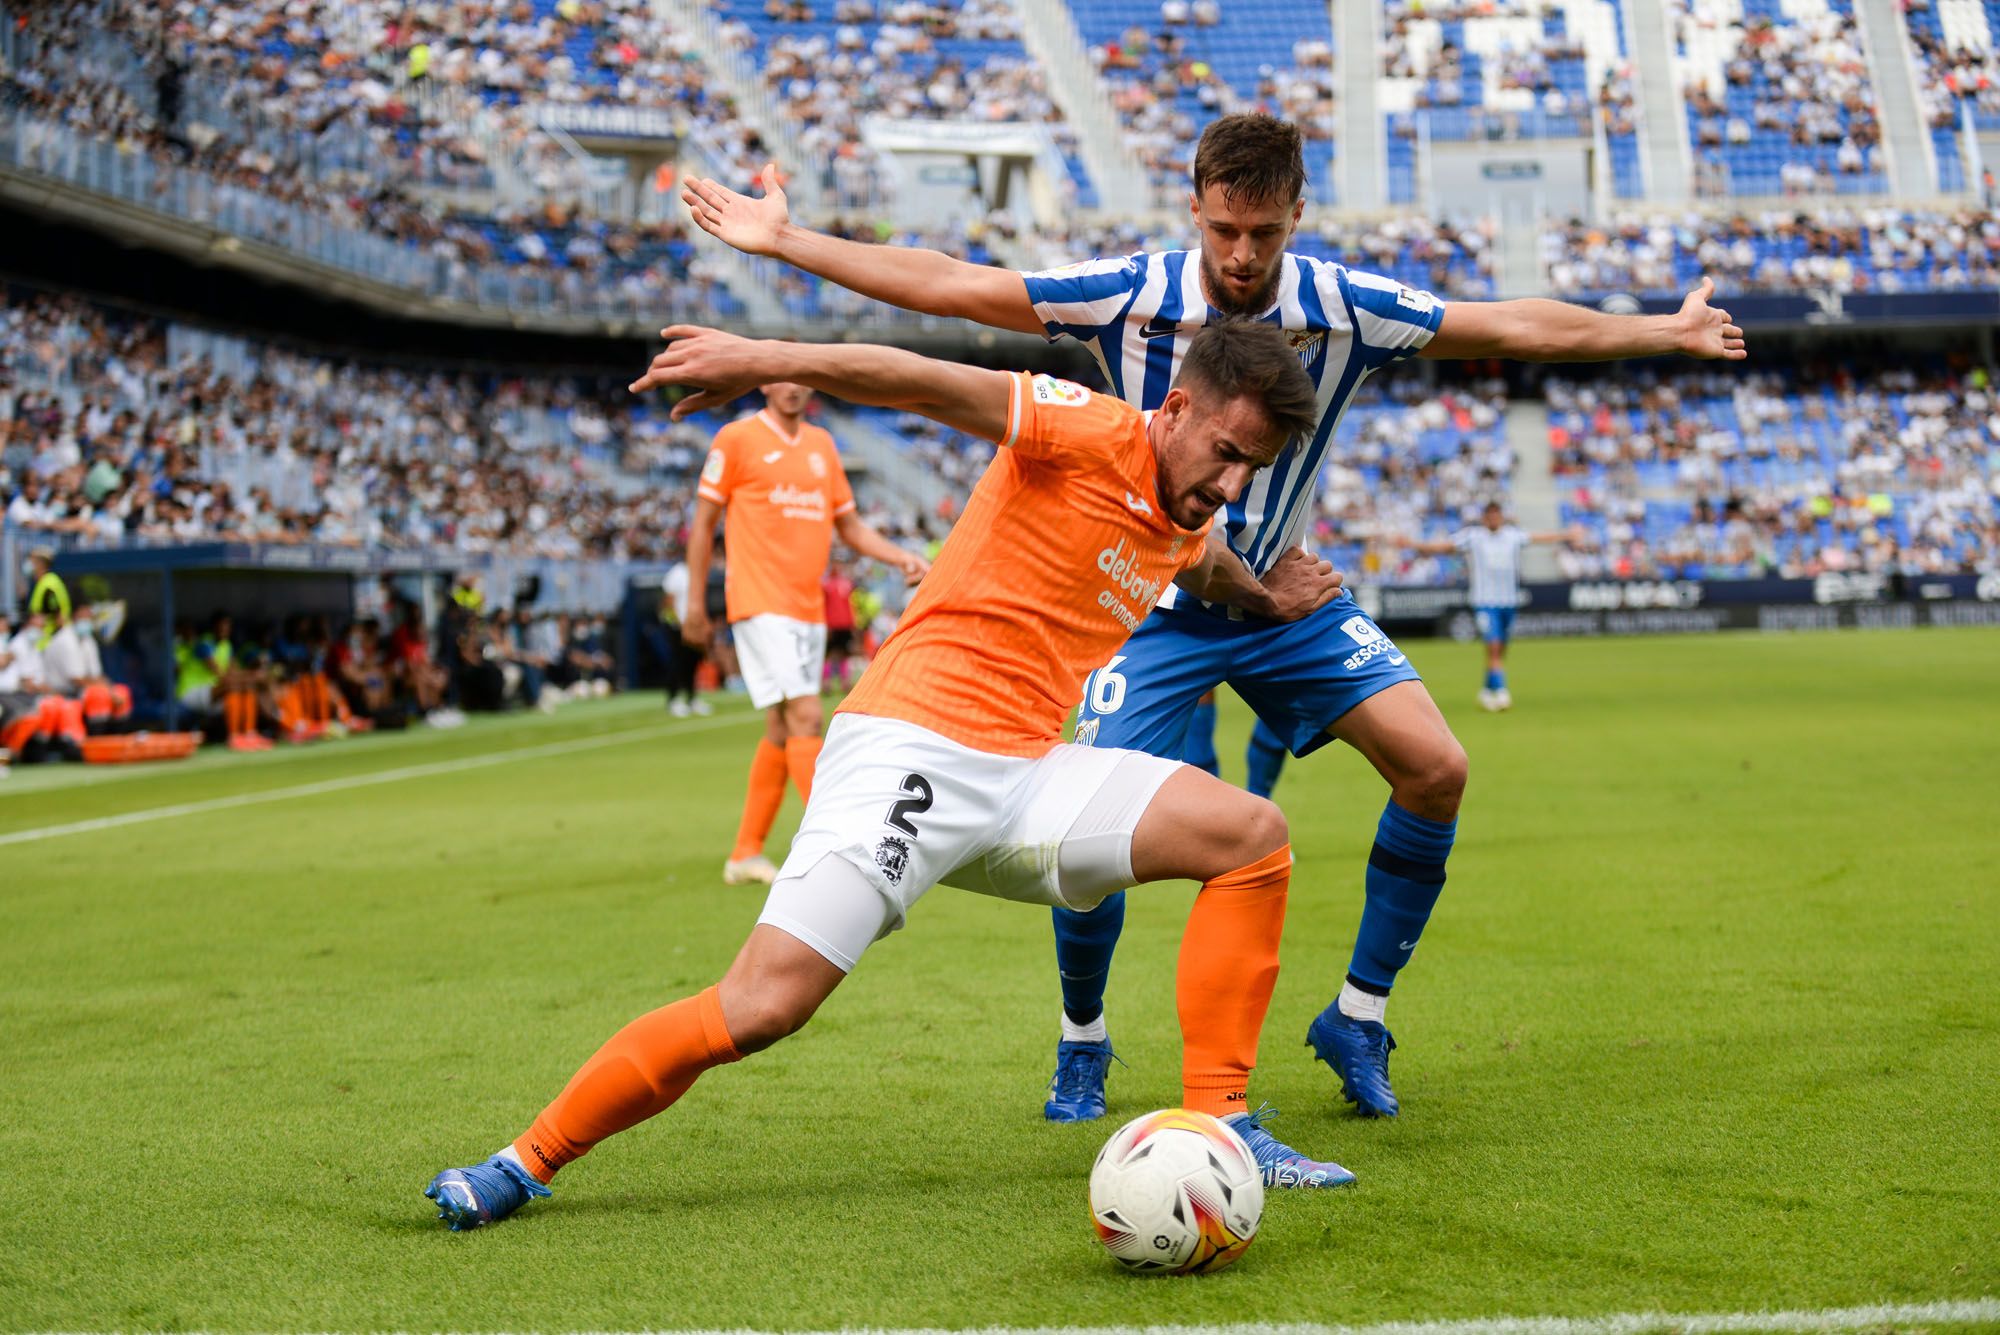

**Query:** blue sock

left=1484, top=667, right=1505, bottom=691
left=1053, top=893, right=1126, bottom=1025
left=1245, top=719, right=1287, bottom=799
left=1347, top=801, right=1456, bottom=995
left=1183, top=699, right=1219, bottom=777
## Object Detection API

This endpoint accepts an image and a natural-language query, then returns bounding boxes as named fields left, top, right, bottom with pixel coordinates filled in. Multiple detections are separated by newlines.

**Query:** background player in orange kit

left=680, top=381, right=928, bottom=885
left=424, top=320, right=1364, bottom=1231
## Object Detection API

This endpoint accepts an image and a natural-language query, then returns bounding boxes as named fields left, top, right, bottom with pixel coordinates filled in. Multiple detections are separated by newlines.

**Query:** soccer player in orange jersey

left=424, top=321, right=1364, bottom=1230
left=681, top=382, right=929, bottom=886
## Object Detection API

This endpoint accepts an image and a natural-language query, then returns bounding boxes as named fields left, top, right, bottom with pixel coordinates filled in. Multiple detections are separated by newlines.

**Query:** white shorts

left=732, top=614, right=827, bottom=709
left=759, top=713, right=1184, bottom=971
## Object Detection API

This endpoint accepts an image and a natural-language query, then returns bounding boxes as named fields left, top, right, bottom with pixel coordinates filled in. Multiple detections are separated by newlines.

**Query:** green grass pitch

left=2, top=629, right=1996, bottom=1332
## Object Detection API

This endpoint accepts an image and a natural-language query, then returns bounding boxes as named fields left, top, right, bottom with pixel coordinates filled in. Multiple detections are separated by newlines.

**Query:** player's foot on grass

left=1224, top=1104, right=1355, bottom=1188
left=1307, top=1004, right=1399, bottom=1117
left=1043, top=1037, right=1115, bottom=1122
left=692, top=698, right=713, bottom=716
left=723, top=854, right=778, bottom=885
left=1493, top=687, right=1513, bottom=710
left=424, top=1153, right=551, bottom=1231
left=1478, top=688, right=1500, bottom=712
left=670, top=698, right=692, bottom=718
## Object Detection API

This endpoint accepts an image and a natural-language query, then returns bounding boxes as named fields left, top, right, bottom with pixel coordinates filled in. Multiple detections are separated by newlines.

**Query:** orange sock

left=731, top=739, right=789, bottom=860
left=1177, top=843, right=1291, bottom=1117
left=513, top=985, right=741, bottom=1183
left=225, top=690, right=249, bottom=737
left=783, top=735, right=822, bottom=803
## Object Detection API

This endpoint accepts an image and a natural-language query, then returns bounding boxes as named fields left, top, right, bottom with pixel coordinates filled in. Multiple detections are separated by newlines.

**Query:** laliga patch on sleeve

left=701, top=449, right=726, bottom=484
left=1395, top=287, right=1436, bottom=315
left=1032, top=375, right=1092, bottom=407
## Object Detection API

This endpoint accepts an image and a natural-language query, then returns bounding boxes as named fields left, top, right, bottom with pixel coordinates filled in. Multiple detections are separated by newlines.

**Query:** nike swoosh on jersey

left=1138, top=315, right=1181, bottom=340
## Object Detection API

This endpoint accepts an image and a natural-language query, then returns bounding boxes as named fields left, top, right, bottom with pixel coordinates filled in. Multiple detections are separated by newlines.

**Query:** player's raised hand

left=1259, top=546, right=1344, bottom=621
left=629, top=325, right=774, bottom=419
left=681, top=162, right=789, bottom=257
left=1678, top=276, right=1748, bottom=361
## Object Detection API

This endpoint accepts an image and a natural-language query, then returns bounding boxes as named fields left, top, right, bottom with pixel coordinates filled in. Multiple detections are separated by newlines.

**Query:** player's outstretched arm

left=630, top=325, right=1014, bottom=441
left=682, top=164, right=1045, bottom=336
left=1177, top=545, right=1344, bottom=621
left=834, top=511, right=930, bottom=584
left=1421, top=276, right=1747, bottom=363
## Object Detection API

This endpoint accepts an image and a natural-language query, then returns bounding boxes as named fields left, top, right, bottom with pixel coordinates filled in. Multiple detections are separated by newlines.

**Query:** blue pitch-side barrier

left=1371, top=572, right=2000, bottom=638
left=1570, top=288, right=2000, bottom=327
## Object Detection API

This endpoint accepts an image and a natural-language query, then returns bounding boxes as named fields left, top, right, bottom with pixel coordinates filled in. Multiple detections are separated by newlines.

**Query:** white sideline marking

left=18, top=1298, right=1998, bottom=1335
left=0, top=710, right=757, bottom=847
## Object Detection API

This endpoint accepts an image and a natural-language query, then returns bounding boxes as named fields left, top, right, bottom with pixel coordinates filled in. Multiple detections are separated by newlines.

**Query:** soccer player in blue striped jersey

left=683, top=114, right=1747, bottom=1123
left=1403, top=501, right=1582, bottom=712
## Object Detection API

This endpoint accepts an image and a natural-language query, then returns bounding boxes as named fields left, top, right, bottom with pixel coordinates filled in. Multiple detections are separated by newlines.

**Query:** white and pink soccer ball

left=1088, top=1109, right=1264, bottom=1275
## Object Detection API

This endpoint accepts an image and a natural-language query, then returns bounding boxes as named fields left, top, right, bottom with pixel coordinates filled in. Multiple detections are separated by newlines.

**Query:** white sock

left=1336, top=980, right=1388, bottom=1025
left=494, top=1144, right=529, bottom=1171
left=1061, top=1011, right=1108, bottom=1044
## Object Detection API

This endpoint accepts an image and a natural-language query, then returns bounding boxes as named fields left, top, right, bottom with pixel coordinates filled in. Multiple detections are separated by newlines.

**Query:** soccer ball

left=1088, top=1108, right=1264, bottom=1274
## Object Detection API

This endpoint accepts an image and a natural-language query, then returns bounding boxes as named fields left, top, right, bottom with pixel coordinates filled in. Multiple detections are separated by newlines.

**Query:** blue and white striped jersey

left=1020, top=249, right=1446, bottom=613
left=1453, top=524, right=1530, bottom=608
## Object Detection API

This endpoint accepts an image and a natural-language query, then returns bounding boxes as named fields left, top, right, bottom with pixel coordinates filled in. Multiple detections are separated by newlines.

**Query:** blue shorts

left=1074, top=595, right=1422, bottom=761
left=1474, top=606, right=1515, bottom=646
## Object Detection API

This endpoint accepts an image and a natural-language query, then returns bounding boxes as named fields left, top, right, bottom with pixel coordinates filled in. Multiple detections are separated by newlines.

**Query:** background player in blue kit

left=682, top=114, right=1747, bottom=1123
left=1184, top=690, right=1289, bottom=798
left=1404, top=502, right=1582, bottom=712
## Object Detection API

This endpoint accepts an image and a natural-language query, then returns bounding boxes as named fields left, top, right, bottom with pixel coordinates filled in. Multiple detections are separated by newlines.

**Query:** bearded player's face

left=1153, top=387, right=1287, bottom=530
left=1190, top=184, right=1303, bottom=317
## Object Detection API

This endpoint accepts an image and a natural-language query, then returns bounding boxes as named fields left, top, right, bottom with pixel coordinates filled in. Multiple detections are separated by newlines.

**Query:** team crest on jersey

left=1289, top=329, right=1326, bottom=365
left=1032, top=375, right=1091, bottom=407
left=874, top=835, right=911, bottom=885
left=701, top=449, right=726, bottom=484
left=808, top=452, right=828, bottom=478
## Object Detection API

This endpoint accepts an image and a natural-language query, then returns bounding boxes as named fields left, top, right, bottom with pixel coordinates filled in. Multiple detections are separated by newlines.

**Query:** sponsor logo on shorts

left=1072, top=717, right=1100, bottom=747
left=1339, top=615, right=1407, bottom=670
left=874, top=835, right=911, bottom=886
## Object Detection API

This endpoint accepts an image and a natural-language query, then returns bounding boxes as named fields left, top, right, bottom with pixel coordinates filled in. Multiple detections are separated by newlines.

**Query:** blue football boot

left=425, top=1153, right=552, bottom=1230
left=1223, top=1103, right=1356, bottom=1188
left=1306, top=1003, right=1400, bottom=1117
left=1043, top=1038, right=1116, bottom=1122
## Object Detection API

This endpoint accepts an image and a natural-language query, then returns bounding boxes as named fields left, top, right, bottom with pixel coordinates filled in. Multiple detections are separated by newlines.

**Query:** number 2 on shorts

left=885, top=773, right=933, bottom=836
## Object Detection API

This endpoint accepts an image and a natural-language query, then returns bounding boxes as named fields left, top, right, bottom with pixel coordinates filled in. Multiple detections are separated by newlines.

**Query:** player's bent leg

left=1308, top=680, right=1468, bottom=1117
left=1045, top=619, right=1230, bottom=1120
left=725, top=706, right=791, bottom=883
left=426, top=865, right=874, bottom=1231
left=1121, top=769, right=1354, bottom=1188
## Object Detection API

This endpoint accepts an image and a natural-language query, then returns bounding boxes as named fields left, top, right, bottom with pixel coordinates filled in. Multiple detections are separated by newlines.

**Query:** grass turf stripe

left=0, top=707, right=761, bottom=846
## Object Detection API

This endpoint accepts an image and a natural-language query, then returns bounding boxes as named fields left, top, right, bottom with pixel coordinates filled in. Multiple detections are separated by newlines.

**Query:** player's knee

left=782, top=694, right=823, bottom=737
left=1409, top=738, right=1469, bottom=816
left=719, top=984, right=820, bottom=1054
left=1232, top=796, right=1289, bottom=866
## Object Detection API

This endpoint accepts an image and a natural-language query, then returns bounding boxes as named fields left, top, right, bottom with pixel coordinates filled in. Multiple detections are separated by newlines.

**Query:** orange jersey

left=698, top=410, right=856, bottom=623
left=839, top=372, right=1209, bottom=758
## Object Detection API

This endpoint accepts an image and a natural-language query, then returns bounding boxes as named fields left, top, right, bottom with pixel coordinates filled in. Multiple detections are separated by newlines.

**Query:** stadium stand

left=1544, top=363, right=2000, bottom=578
left=1379, top=0, right=1629, bottom=204
left=1542, top=208, right=2000, bottom=295
left=1900, top=0, right=2000, bottom=195
left=1669, top=0, right=1886, bottom=199
left=1076, top=0, right=1338, bottom=203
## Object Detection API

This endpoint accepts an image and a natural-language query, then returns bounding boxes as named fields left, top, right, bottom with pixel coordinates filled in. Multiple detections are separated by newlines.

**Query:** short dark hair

left=1176, top=321, right=1318, bottom=447
left=1191, top=113, right=1306, bottom=207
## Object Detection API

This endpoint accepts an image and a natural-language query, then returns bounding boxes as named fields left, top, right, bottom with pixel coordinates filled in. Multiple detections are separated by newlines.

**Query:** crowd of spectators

left=0, top=291, right=707, bottom=558
left=1902, top=0, right=2000, bottom=133
left=1089, top=23, right=1335, bottom=196
left=4, top=0, right=751, bottom=316
left=1543, top=363, right=2000, bottom=579
left=1671, top=0, right=1882, bottom=196
left=1543, top=208, right=2000, bottom=296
